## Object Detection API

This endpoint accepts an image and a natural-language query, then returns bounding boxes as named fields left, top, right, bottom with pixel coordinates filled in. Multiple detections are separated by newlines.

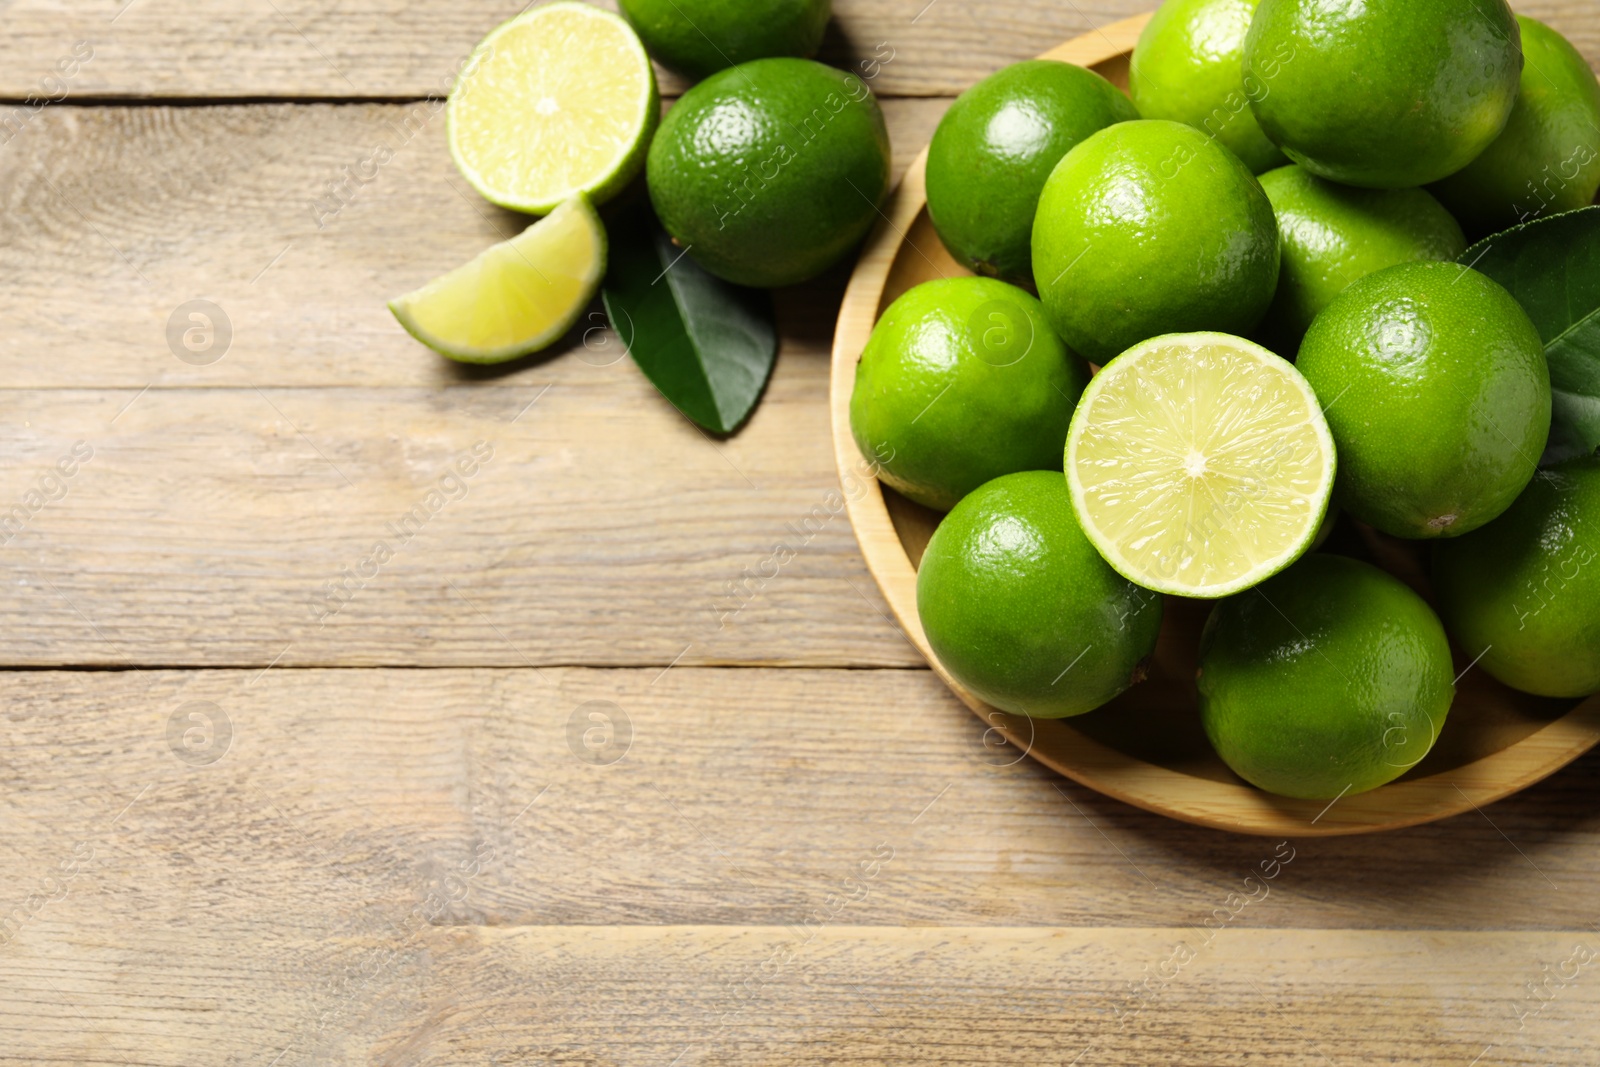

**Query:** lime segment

left=1065, top=333, right=1335, bottom=599
left=448, top=1, right=658, bottom=214
left=389, top=196, right=606, bottom=364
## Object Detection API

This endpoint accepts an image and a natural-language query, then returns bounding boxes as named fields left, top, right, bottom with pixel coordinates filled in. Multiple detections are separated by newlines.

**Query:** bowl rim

left=827, top=11, right=1600, bottom=836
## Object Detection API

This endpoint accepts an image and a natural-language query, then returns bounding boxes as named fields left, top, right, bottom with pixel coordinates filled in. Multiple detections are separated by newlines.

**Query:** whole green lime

left=851, top=278, right=1090, bottom=512
left=1129, top=0, right=1287, bottom=174
left=1296, top=262, right=1550, bottom=540
left=918, top=470, right=1162, bottom=719
left=617, top=0, right=831, bottom=80
left=926, top=60, right=1136, bottom=286
left=1431, top=16, right=1600, bottom=239
left=1198, top=554, right=1455, bottom=799
left=647, top=58, right=890, bottom=288
left=1243, top=0, right=1522, bottom=189
left=1256, top=165, right=1466, bottom=351
left=1433, top=457, right=1600, bottom=698
left=1032, top=119, right=1280, bottom=364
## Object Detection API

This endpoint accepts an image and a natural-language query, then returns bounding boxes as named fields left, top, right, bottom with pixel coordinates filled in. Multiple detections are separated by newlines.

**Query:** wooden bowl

left=829, top=13, right=1600, bottom=836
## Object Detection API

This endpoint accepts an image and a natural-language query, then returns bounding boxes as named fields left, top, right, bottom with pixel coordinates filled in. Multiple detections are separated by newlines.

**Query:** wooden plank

left=0, top=98, right=944, bottom=389
left=2, top=668, right=1598, bottom=934
left=0, top=0, right=1011, bottom=100
left=5, top=1, right=1591, bottom=100
left=324, top=926, right=1600, bottom=1065
left=5, top=923, right=1600, bottom=1065
left=0, top=378, right=926, bottom=666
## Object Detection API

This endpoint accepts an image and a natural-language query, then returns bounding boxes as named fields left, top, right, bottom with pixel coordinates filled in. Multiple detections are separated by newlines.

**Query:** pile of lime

left=852, top=0, right=1600, bottom=801
left=390, top=0, right=886, bottom=363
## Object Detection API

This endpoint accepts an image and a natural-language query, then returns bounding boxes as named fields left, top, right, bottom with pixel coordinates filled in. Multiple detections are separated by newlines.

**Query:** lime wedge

left=448, top=1, right=658, bottom=214
left=1065, top=333, right=1336, bottom=599
left=389, top=196, right=606, bottom=364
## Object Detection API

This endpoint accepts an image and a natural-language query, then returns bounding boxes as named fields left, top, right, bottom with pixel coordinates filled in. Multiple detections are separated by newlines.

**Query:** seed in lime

left=1064, top=332, right=1335, bottom=599
left=647, top=58, right=891, bottom=288
left=388, top=196, right=605, bottom=364
left=1430, top=16, right=1600, bottom=239
left=850, top=277, right=1090, bottom=512
left=1032, top=120, right=1280, bottom=364
left=1243, top=0, right=1521, bottom=189
left=1198, top=553, right=1455, bottom=800
left=1128, top=0, right=1287, bottom=174
left=448, top=2, right=659, bottom=214
left=917, top=470, right=1163, bottom=720
left=926, top=60, right=1137, bottom=286
left=617, top=0, right=832, bottom=80
left=1256, top=165, right=1466, bottom=350
left=1433, top=456, right=1600, bottom=698
left=1296, top=262, right=1550, bottom=540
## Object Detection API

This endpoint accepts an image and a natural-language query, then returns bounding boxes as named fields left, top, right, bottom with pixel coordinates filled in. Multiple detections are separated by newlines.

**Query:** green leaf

left=602, top=205, right=777, bottom=435
left=1459, top=206, right=1600, bottom=465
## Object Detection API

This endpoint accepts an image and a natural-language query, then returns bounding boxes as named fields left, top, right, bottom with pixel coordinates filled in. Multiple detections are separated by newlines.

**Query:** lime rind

left=388, top=195, right=607, bottom=364
left=447, top=1, right=659, bottom=215
left=1064, top=332, right=1336, bottom=599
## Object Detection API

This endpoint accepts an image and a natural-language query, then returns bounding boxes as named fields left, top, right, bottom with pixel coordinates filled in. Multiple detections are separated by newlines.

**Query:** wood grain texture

left=2, top=668, right=1597, bottom=941
left=8, top=923, right=1600, bottom=1066
left=6, top=665, right=1598, bottom=1061
left=0, top=98, right=943, bottom=389
left=3, top=1, right=1591, bottom=100
left=0, top=381, right=926, bottom=667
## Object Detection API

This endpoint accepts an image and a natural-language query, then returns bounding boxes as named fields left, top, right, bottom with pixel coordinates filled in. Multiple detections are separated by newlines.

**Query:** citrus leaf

left=1459, top=206, right=1600, bottom=465
left=602, top=204, right=776, bottom=435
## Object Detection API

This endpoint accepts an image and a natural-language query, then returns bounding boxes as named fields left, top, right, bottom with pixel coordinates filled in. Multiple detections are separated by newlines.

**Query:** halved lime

left=448, top=1, right=658, bottom=214
left=1065, top=333, right=1336, bottom=599
left=388, top=196, right=606, bottom=364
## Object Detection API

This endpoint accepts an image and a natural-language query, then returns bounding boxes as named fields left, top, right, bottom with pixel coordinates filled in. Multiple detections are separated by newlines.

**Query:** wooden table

left=2, top=2, right=1597, bottom=1063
